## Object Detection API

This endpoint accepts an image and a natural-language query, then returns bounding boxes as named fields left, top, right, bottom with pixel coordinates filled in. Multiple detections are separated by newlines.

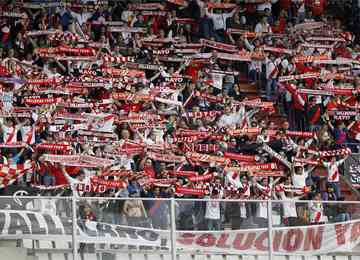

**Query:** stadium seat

left=35, top=253, right=49, bottom=260
left=334, top=256, right=350, bottom=260
left=54, top=241, right=71, bottom=249
left=115, top=253, right=131, bottom=260
left=255, top=256, right=270, bottom=260
left=22, top=239, right=34, bottom=248
left=241, top=255, right=256, bottom=260
left=320, top=256, right=334, bottom=260
left=129, top=253, right=147, bottom=260
left=224, top=255, right=239, bottom=260
left=287, top=256, right=303, bottom=260
left=148, top=254, right=164, bottom=260
left=38, top=240, right=54, bottom=249
left=299, top=256, right=318, bottom=260
left=179, top=253, right=194, bottom=260
left=272, top=256, right=287, bottom=260
left=209, top=255, right=224, bottom=260
left=50, top=253, right=67, bottom=260
left=193, top=255, right=207, bottom=260
left=82, top=253, right=98, bottom=260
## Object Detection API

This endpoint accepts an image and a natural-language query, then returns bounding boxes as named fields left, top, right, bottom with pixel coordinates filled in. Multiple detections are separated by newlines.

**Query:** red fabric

left=186, top=62, right=203, bottom=82
left=151, top=17, right=160, bottom=35
left=309, top=106, right=321, bottom=125
left=350, top=121, right=360, bottom=136
left=245, top=4, right=256, bottom=14
left=47, top=164, right=67, bottom=185
left=284, top=83, right=306, bottom=110
left=37, top=162, right=48, bottom=176
left=279, top=0, right=291, bottom=10
left=344, top=96, right=357, bottom=108
left=272, top=16, right=286, bottom=34
left=296, top=62, right=319, bottom=88
left=326, top=100, right=338, bottom=111
left=144, top=164, right=156, bottom=178
left=65, top=166, right=81, bottom=176
left=120, top=103, right=143, bottom=112
left=334, top=47, right=352, bottom=59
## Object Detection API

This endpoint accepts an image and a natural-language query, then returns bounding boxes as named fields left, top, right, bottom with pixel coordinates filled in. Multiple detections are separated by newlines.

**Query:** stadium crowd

left=0, top=0, right=360, bottom=232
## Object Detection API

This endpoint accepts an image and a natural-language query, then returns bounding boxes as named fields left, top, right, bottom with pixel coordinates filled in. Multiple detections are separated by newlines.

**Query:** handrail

left=1, top=195, right=360, bottom=204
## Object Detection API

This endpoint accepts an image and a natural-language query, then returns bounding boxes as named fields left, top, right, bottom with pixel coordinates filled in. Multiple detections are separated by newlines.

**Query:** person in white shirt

left=257, top=0, right=278, bottom=13
left=205, top=6, right=239, bottom=41
left=291, top=165, right=315, bottom=194
left=257, top=129, right=270, bottom=143
left=322, top=156, right=347, bottom=200
left=217, top=105, right=245, bottom=128
left=0, top=118, right=25, bottom=144
left=255, top=16, right=273, bottom=34
left=265, top=54, right=278, bottom=101
left=69, top=6, right=93, bottom=26
left=20, top=115, right=38, bottom=144
left=61, top=166, right=92, bottom=197
left=309, top=192, right=325, bottom=224
left=253, top=176, right=281, bottom=227
left=205, top=189, right=221, bottom=230
left=275, top=178, right=305, bottom=226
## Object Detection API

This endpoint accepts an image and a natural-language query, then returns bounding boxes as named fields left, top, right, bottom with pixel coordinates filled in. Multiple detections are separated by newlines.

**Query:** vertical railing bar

left=170, top=198, right=177, bottom=260
left=267, top=200, right=274, bottom=260
left=71, top=197, right=78, bottom=260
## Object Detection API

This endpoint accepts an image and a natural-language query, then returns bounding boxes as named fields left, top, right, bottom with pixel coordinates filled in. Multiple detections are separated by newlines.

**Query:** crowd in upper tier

left=0, top=0, right=360, bottom=230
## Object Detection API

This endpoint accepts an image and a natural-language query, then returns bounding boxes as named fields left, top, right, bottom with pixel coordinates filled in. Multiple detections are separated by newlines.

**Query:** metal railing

left=1, top=196, right=360, bottom=260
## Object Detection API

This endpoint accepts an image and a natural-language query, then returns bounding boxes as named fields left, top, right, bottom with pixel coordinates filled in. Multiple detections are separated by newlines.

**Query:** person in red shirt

left=307, top=0, right=327, bottom=17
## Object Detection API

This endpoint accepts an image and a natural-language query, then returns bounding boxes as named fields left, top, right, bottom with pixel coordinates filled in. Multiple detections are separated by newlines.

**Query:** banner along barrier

left=175, top=220, right=360, bottom=255
left=0, top=210, right=165, bottom=247
left=1, top=208, right=360, bottom=255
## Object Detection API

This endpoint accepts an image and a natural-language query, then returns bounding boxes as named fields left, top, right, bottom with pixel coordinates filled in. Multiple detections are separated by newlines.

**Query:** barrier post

left=267, top=200, right=274, bottom=260
left=170, top=198, right=177, bottom=260
left=71, top=196, right=78, bottom=260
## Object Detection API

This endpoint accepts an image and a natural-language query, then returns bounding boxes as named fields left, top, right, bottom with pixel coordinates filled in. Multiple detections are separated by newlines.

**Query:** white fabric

left=1, top=91, right=13, bottom=112
left=309, top=201, right=325, bottom=223
left=0, top=124, right=19, bottom=144
left=20, top=126, right=35, bottom=144
left=255, top=22, right=272, bottom=33
left=207, top=12, right=233, bottom=31
left=205, top=199, right=221, bottom=220
left=217, top=106, right=245, bottom=128
left=323, top=159, right=345, bottom=183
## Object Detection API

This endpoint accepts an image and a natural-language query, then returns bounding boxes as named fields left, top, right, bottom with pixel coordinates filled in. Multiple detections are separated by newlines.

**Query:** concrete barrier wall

left=32, top=253, right=359, bottom=260
left=1, top=240, right=358, bottom=260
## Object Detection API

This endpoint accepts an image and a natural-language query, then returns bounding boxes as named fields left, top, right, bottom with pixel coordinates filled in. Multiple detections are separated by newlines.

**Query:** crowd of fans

left=0, top=0, right=360, bottom=232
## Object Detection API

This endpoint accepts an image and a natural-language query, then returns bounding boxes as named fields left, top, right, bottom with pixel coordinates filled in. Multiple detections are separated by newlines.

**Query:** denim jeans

left=328, top=182, right=341, bottom=200
left=266, top=79, right=277, bottom=101
left=206, top=218, right=221, bottom=231
left=335, top=213, right=350, bottom=222
left=223, top=83, right=234, bottom=95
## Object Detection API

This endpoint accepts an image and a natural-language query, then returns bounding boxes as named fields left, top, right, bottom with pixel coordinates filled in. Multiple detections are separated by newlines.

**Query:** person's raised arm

left=60, top=164, right=75, bottom=185
left=243, top=36, right=255, bottom=52
left=304, top=166, right=316, bottom=176
left=205, top=8, right=214, bottom=18
left=336, top=157, right=347, bottom=167
left=226, top=6, right=239, bottom=19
